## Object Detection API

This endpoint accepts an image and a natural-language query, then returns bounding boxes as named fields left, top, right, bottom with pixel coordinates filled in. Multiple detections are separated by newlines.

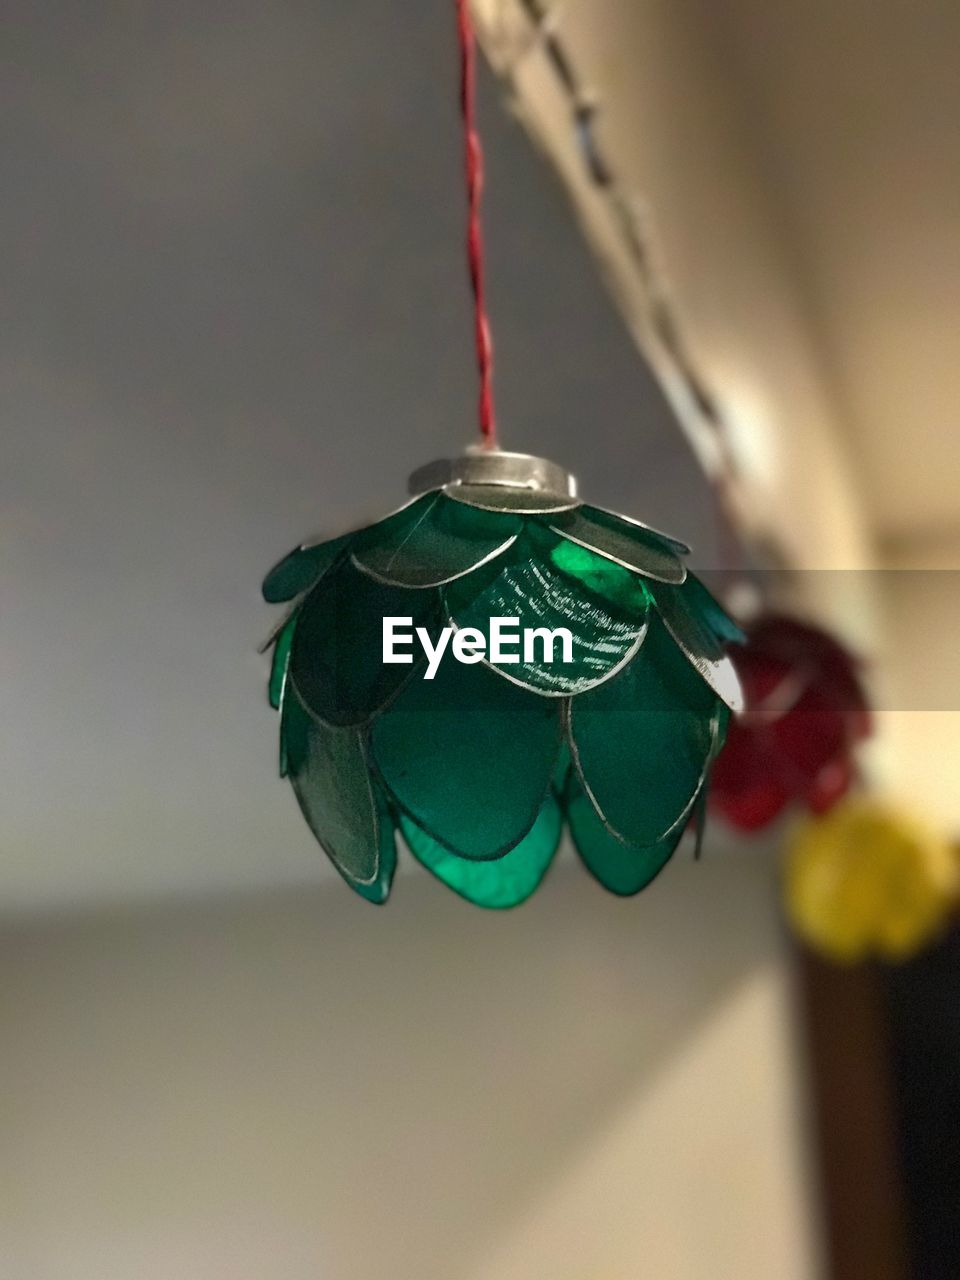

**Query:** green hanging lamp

left=263, top=450, right=743, bottom=906
left=260, top=2, right=744, bottom=906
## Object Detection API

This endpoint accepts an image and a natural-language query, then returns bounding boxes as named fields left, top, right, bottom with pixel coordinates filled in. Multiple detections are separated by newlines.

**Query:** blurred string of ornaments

left=261, top=0, right=958, bottom=963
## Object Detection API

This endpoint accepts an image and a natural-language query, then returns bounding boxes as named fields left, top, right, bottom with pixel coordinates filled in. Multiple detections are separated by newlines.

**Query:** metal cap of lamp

left=408, top=449, right=579, bottom=513
left=262, top=456, right=744, bottom=906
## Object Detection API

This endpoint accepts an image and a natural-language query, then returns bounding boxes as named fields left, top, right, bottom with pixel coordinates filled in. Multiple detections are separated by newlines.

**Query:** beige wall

left=876, top=532, right=960, bottom=833
left=480, top=0, right=873, bottom=583
left=0, top=851, right=818, bottom=1280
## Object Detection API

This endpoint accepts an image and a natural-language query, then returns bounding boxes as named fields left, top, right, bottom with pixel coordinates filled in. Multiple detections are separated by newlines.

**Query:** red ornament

left=710, top=614, right=872, bottom=832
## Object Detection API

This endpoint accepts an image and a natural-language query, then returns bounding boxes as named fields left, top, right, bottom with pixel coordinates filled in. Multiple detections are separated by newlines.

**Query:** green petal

left=582, top=506, right=691, bottom=556
left=548, top=506, right=688, bottom=584
left=400, top=793, right=561, bottom=908
left=551, top=739, right=572, bottom=794
left=444, top=534, right=648, bottom=695
left=268, top=611, right=298, bottom=711
left=352, top=492, right=520, bottom=588
left=370, top=652, right=562, bottom=860
left=262, top=532, right=354, bottom=603
left=679, top=575, right=746, bottom=646
left=269, top=610, right=299, bottom=779
left=653, top=580, right=744, bottom=711
left=289, top=559, right=440, bottom=727
left=263, top=497, right=438, bottom=602
left=281, top=682, right=396, bottom=903
left=547, top=537, right=652, bottom=617
left=566, top=778, right=684, bottom=896
left=569, top=616, right=720, bottom=846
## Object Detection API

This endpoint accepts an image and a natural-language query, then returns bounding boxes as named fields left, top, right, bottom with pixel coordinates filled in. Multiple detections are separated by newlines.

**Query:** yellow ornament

left=785, top=798, right=957, bottom=963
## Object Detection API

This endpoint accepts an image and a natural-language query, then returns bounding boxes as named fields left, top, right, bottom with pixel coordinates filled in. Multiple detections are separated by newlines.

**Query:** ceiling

left=707, top=0, right=960, bottom=546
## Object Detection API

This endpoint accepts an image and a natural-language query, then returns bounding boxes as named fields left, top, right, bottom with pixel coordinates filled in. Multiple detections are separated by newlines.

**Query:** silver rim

left=408, top=449, right=578, bottom=502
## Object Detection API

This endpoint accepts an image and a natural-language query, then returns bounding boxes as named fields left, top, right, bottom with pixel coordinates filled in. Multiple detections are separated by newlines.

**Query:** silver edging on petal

left=583, top=504, right=691, bottom=555
left=297, top=493, right=428, bottom=551
left=548, top=513, right=687, bottom=585
left=349, top=490, right=522, bottom=587
left=286, top=656, right=425, bottom=732
left=398, top=796, right=563, bottom=908
left=379, top=783, right=544, bottom=863
left=258, top=596, right=305, bottom=654
left=692, top=777, right=710, bottom=861
left=659, top=610, right=745, bottom=713
left=368, top=735, right=562, bottom=865
left=441, top=614, right=649, bottom=698
left=282, top=684, right=384, bottom=889
left=567, top=787, right=687, bottom=896
left=262, top=496, right=435, bottom=606
left=351, top=532, right=519, bottom=589
left=567, top=704, right=722, bottom=848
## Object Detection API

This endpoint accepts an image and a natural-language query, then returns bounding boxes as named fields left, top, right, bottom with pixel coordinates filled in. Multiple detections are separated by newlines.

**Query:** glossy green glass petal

left=271, top=611, right=299, bottom=777
left=262, top=531, right=354, bottom=604
left=653, top=580, right=744, bottom=711
left=444, top=536, right=647, bottom=695
left=569, top=616, right=719, bottom=846
left=679, top=575, right=746, bottom=646
left=548, top=506, right=687, bottom=584
left=566, top=778, right=684, bottom=895
left=352, top=492, right=520, bottom=588
left=400, top=793, right=562, bottom=908
left=268, top=611, right=298, bottom=711
left=281, top=682, right=396, bottom=903
left=289, top=559, right=440, bottom=727
left=551, top=737, right=572, bottom=795
left=547, top=537, right=652, bottom=618
left=582, top=505, right=691, bottom=556
left=370, top=652, right=562, bottom=859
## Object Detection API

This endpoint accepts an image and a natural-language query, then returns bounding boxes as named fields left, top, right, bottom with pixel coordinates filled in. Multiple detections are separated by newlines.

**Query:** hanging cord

left=457, top=0, right=498, bottom=448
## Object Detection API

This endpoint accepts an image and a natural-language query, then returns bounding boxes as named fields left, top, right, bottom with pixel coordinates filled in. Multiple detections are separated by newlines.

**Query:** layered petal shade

left=262, top=454, right=744, bottom=905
